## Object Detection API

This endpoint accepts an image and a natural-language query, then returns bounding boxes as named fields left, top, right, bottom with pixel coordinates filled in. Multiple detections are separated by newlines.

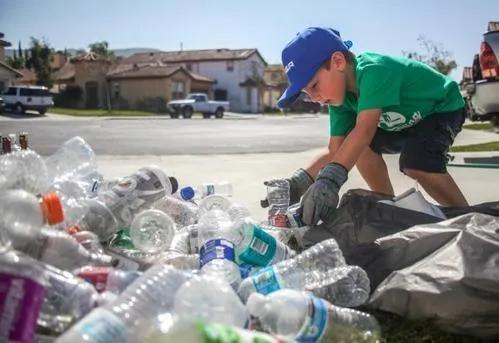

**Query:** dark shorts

left=369, top=109, right=465, bottom=173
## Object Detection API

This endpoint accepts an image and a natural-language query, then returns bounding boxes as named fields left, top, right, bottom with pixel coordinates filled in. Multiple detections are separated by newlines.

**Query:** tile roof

left=0, top=61, right=23, bottom=77
left=122, top=48, right=265, bottom=64
left=52, top=62, right=75, bottom=81
left=107, top=64, right=214, bottom=82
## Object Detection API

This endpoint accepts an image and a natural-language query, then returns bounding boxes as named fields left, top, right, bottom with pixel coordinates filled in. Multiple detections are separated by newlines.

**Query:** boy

left=263, top=27, right=468, bottom=226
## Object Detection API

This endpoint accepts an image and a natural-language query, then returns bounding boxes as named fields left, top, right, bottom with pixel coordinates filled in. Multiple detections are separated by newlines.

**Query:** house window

left=186, top=63, right=192, bottom=71
left=246, top=87, right=251, bottom=106
left=171, top=81, right=185, bottom=100
left=271, top=72, right=279, bottom=81
left=0, top=82, right=5, bottom=93
left=112, top=82, right=120, bottom=98
left=226, top=60, right=234, bottom=72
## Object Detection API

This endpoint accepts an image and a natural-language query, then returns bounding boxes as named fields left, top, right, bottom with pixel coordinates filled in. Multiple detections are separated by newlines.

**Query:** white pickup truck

left=462, top=22, right=499, bottom=129
left=167, top=93, right=230, bottom=119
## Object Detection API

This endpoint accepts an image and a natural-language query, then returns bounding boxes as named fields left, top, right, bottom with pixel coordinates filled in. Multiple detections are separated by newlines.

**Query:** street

left=0, top=112, right=330, bottom=155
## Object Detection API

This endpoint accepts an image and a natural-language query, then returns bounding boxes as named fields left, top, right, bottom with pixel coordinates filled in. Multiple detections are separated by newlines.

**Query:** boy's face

left=302, top=52, right=347, bottom=106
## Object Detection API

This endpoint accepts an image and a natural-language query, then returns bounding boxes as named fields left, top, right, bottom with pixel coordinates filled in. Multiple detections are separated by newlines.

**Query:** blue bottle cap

left=180, top=186, right=195, bottom=201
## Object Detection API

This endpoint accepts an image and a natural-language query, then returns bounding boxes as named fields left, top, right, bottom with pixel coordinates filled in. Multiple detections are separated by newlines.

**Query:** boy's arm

left=331, top=109, right=381, bottom=169
left=299, top=109, right=381, bottom=225
left=305, top=136, right=345, bottom=178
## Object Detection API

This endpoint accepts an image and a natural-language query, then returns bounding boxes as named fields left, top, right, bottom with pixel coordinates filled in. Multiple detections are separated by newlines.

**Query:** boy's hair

left=322, top=50, right=356, bottom=69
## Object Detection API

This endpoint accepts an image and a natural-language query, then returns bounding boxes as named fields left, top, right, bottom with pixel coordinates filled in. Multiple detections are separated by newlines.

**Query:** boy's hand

left=299, top=163, right=348, bottom=225
left=260, top=168, right=314, bottom=208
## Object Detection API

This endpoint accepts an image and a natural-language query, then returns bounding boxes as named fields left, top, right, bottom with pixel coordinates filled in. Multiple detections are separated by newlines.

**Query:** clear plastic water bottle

left=77, top=165, right=178, bottom=240
left=38, top=262, right=100, bottom=334
left=12, top=226, right=115, bottom=271
left=198, top=209, right=241, bottom=289
left=57, top=265, right=191, bottom=343
left=174, top=274, right=248, bottom=327
left=0, top=149, right=49, bottom=194
left=0, top=249, right=47, bottom=343
left=237, top=239, right=370, bottom=306
left=74, top=266, right=142, bottom=294
left=312, top=266, right=371, bottom=308
left=129, top=209, right=176, bottom=253
left=198, top=194, right=233, bottom=214
left=266, top=179, right=290, bottom=227
left=247, top=290, right=380, bottom=342
left=152, top=195, right=198, bottom=227
left=0, top=189, right=64, bottom=233
left=45, top=136, right=98, bottom=188
left=104, top=268, right=143, bottom=294
left=233, top=218, right=295, bottom=267
left=8, top=133, right=21, bottom=152
left=226, top=203, right=252, bottom=223
left=179, top=182, right=233, bottom=200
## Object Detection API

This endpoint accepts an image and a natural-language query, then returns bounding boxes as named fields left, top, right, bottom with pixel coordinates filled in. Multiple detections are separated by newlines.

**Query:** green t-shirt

left=329, top=52, right=464, bottom=136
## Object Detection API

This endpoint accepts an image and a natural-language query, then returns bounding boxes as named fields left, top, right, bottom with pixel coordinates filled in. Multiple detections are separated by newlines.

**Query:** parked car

left=167, top=93, right=230, bottom=119
left=2, top=85, right=54, bottom=115
left=0, top=96, right=4, bottom=114
left=462, top=22, right=499, bottom=128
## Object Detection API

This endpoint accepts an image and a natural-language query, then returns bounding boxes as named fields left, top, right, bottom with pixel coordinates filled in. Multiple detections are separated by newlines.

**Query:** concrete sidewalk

left=97, top=150, right=499, bottom=221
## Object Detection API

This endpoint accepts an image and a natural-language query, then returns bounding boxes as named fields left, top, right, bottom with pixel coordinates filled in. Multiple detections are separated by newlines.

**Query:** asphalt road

left=0, top=113, right=330, bottom=155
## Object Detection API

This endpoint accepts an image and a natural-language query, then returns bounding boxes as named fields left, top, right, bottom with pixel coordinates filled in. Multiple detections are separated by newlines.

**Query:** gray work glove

left=260, top=168, right=314, bottom=208
left=299, top=163, right=348, bottom=226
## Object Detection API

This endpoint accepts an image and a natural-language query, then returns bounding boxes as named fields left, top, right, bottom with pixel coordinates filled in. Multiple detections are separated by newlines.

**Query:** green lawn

left=50, top=107, right=162, bottom=117
left=450, top=141, right=499, bottom=152
left=463, top=123, right=494, bottom=131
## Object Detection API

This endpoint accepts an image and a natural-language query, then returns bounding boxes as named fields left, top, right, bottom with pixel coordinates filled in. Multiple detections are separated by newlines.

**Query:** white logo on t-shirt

left=381, top=112, right=406, bottom=128
left=379, top=111, right=423, bottom=131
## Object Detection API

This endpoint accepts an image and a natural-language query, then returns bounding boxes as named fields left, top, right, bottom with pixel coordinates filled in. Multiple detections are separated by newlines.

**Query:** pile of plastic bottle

left=0, top=133, right=381, bottom=343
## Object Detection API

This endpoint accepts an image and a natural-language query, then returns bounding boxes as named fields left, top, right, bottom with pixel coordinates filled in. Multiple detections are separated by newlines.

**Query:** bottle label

left=296, top=296, right=329, bottom=342
left=239, top=263, right=253, bottom=279
left=70, top=308, right=127, bottom=343
left=238, top=226, right=277, bottom=267
left=0, top=273, right=45, bottom=343
left=251, top=266, right=281, bottom=295
left=200, top=239, right=235, bottom=267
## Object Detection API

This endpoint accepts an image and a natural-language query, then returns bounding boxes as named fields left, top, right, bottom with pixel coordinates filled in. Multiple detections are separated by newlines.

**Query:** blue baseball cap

left=277, top=27, right=353, bottom=109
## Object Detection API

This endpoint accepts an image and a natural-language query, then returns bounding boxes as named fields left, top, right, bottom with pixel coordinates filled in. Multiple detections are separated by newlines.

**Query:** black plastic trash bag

left=302, top=189, right=499, bottom=288
left=367, top=213, right=499, bottom=338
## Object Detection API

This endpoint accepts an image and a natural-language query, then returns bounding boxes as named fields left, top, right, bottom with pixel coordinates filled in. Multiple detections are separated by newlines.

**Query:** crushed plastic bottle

left=247, top=289, right=380, bottom=342
left=238, top=239, right=370, bottom=307
left=266, top=179, right=290, bottom=227
left=77, top=165, right=178, bottom=240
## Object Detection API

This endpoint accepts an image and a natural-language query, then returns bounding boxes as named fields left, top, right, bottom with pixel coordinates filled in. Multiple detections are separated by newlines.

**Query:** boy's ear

left=330, top=52, right=347, bottom=72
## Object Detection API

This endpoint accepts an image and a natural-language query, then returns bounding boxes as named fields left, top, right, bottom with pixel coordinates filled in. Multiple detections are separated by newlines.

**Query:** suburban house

left=120, top=48, right=268, bottom=113
left=51, top=52, right=112, bottom=108
left=263, top=64, right=287, bottom=110
left=0, top=33, right=22, bottom=92
left=106, top=62, right=215, bottom=110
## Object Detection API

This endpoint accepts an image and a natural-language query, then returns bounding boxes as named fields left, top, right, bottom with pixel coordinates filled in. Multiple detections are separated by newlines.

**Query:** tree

left=88, top=41, right=114, bottom=58
left=403, top=36, right=457, bottom=75
left=25, top=37, right=53, bottom=88
left=18, top=41, right=23, bottom=59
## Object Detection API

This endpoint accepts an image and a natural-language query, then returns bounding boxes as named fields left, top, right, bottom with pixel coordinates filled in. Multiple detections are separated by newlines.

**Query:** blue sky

left=1, top=0, right=497, bottom=79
